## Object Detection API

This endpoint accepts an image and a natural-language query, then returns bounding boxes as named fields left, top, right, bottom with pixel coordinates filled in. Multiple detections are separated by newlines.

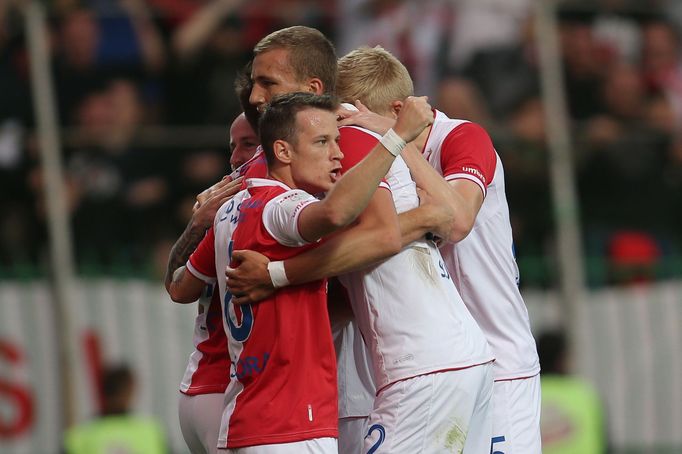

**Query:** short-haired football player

left=169, top=92, right=435, bottom=452
left=336, top=46, right=542, bottom=454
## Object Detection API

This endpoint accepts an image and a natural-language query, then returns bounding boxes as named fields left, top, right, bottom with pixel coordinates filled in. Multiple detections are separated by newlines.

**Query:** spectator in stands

left=539, top=330, right=607, bottom=454
left=64, top=78, right=172, bottom=265
left=64, top=364, right=168, bottom=454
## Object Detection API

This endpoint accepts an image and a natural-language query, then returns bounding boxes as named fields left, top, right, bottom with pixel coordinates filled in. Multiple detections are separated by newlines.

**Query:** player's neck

left=269, top=167, right=296, bottom=190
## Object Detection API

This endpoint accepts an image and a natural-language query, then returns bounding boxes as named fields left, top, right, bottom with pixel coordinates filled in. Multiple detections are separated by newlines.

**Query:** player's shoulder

left=433, top=112, right=492, bottom=147
left=433, top=111, right=473, bottom=136
left=340, top=124, right=382, bottom=141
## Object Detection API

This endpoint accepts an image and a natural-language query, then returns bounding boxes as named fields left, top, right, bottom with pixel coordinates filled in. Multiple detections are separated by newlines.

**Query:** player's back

left=424, top=110, right=540, bottom=380
left=213, top=179, right=338, bottom=449
left=337, top=125, right=493, bottom=391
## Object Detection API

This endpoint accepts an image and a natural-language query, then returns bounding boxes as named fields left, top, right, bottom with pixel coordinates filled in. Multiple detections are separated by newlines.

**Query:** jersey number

left=223, top=239, right=254, bottom=342
left=365, top=424, right=386, bottom=454
left=438, top=259, right=451, bottom=279
left=490, top=435, right=506, bottom=454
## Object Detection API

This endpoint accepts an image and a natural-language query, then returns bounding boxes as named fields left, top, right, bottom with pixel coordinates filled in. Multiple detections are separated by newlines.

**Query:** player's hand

left=392, top=96, right=433, bottom=143
left=337, top=100, right=395, bottom=135
left=226, top=250, right=274, bottom=305
left=191, top=176, right=243, bottom=229
left=417, top=188, right=453, bottom=241
left=194, top=175, right=237, bottom=211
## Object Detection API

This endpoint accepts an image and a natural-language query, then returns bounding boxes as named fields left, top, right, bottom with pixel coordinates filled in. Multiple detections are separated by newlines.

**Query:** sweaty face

left=250, top=48, right=313, bottom=111
left=288, top=108, right=343, bottom=194
left=229, top=114, right=259, bottom=170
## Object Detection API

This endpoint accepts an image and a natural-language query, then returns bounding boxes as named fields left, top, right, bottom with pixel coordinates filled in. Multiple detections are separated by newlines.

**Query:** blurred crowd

left=1, top=0, right=682, bottom=286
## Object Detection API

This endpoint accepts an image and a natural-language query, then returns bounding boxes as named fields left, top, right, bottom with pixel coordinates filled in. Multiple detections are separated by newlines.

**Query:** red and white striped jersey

left=423, top=110, right=540, bottom=381
left=212, top=179, right=338, bottom=449
left=179, top=147, right=272, bottom=396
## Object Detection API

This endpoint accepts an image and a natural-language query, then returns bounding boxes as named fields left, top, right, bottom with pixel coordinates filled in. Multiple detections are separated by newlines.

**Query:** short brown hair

left=337, top=46, right=414, bottom=115
left=234, top=60, right=260, bottom=132
left=254, top=26, right=337, bottom=95
left=258, top=92, right=338, bottom=167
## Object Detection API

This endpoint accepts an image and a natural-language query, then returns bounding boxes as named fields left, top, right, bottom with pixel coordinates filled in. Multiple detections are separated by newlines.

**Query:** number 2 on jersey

left=365, top=424, right=386, bottom=454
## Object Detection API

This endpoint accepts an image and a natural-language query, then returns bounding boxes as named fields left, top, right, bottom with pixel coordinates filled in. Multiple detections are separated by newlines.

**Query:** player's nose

left=249, top=87, right=265, bottom=110
left=331, top=141, right=343, bottom=161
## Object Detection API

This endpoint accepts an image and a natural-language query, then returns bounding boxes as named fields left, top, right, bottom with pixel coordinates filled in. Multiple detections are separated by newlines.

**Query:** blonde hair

left=254, top=26, right=337, bottom=95
left=337, top=46, right=414, bottom=115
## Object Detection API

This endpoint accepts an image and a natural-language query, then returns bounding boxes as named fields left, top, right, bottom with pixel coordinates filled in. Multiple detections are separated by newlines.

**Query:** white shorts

left=363, top=363, right=493, bottom=453
left=178, top=392, right=225, bottom=454
left=338, top=416, right=367, bottom=454
left=220, top=437, right=337, bottom=453
left=491, top=374, right=542, bottom=454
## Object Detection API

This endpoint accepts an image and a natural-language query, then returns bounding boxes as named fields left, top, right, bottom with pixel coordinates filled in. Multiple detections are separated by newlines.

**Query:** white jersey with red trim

left=337, top=125, right=493, bottom=392
left=423, top=110, right=540, bottom=381
left=182, top=227, right=230, bottom=396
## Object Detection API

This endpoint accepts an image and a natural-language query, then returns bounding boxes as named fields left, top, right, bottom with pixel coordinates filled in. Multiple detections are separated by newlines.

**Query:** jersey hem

left=493, top=369, right=541, bottom=382
left=375, top=357, right=495, bottom=394
left=186, top=261, right=216, bottom=284
left=179, top=384, right=228, bottom=395
left=220, top=428, right=338, bottom=449
left=444, top=172, right=487, bottom=197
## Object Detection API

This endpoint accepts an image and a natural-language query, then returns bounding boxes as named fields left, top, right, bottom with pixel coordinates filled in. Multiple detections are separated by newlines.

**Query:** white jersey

left=338, top=125, right=493, bottom=391
left=332, top=319, right=375, bottom=418
left=423, top=110, right=540, bottom=380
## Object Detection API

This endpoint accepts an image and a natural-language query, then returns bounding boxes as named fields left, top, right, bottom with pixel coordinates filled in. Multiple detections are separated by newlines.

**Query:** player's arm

left=348, top=110, right=489, bottom=243
left=437, top=122, right=495, bottom=242
left=296, top=96, right=433, bottom=242
left=167, top=227, right=217, bottom=303
left=163, top=177, right=241, bottom=293
left=227, top=188, right=401, bottom=304
left=289, top=188, right=401, bottom=281
left=443, top=179, right=484, bottom=242
left=337, top=101, right=455, bottom=240
left=167, top=266, right=206, bottom=303
left=226, top=189, right=450, bottom=297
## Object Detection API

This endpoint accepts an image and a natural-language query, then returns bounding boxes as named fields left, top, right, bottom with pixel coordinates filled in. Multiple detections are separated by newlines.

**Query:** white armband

left=267, top=261, right=290, bottom=288
left=380, top=128, right=407, bottom=157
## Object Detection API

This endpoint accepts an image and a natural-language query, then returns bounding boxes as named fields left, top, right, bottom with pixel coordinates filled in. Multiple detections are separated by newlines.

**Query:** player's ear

left=273, top=139, right=293, bottom=164
left=390, top=100, right=403, bottom=119
left=308, top=78, right=324, bottom=95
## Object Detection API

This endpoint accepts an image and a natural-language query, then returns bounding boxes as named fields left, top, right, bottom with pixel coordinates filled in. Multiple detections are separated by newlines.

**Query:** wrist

left=380, top=128, right=407, bottom=157
left=189, top=217, right=210, bottom=234
left=267, top=261, right=290, bottom=288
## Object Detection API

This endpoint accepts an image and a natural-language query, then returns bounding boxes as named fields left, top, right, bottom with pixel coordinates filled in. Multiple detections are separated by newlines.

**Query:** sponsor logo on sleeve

left=462, top=166, right=486, bottom=184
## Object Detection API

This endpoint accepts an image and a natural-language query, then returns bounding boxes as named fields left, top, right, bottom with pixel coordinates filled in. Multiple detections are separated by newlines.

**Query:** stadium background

left=1, top=0, right=681, bottom=452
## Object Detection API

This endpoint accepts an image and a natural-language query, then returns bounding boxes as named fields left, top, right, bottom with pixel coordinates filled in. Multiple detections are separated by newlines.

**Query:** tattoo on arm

left=164, top=222, right=205, bottom=288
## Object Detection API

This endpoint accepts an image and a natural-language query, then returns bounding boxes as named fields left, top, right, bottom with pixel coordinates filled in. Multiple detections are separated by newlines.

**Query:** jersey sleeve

left=338, top=126, right=390, bottom=190
left=262, top=189, right=320, bottom=247
left=439, top=122, right=497, bottom=196
left=187, top=227, right=217, bottom=283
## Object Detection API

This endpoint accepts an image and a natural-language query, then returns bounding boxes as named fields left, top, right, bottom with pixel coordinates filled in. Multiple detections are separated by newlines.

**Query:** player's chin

left=315, top=179, right=334, bottom=194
